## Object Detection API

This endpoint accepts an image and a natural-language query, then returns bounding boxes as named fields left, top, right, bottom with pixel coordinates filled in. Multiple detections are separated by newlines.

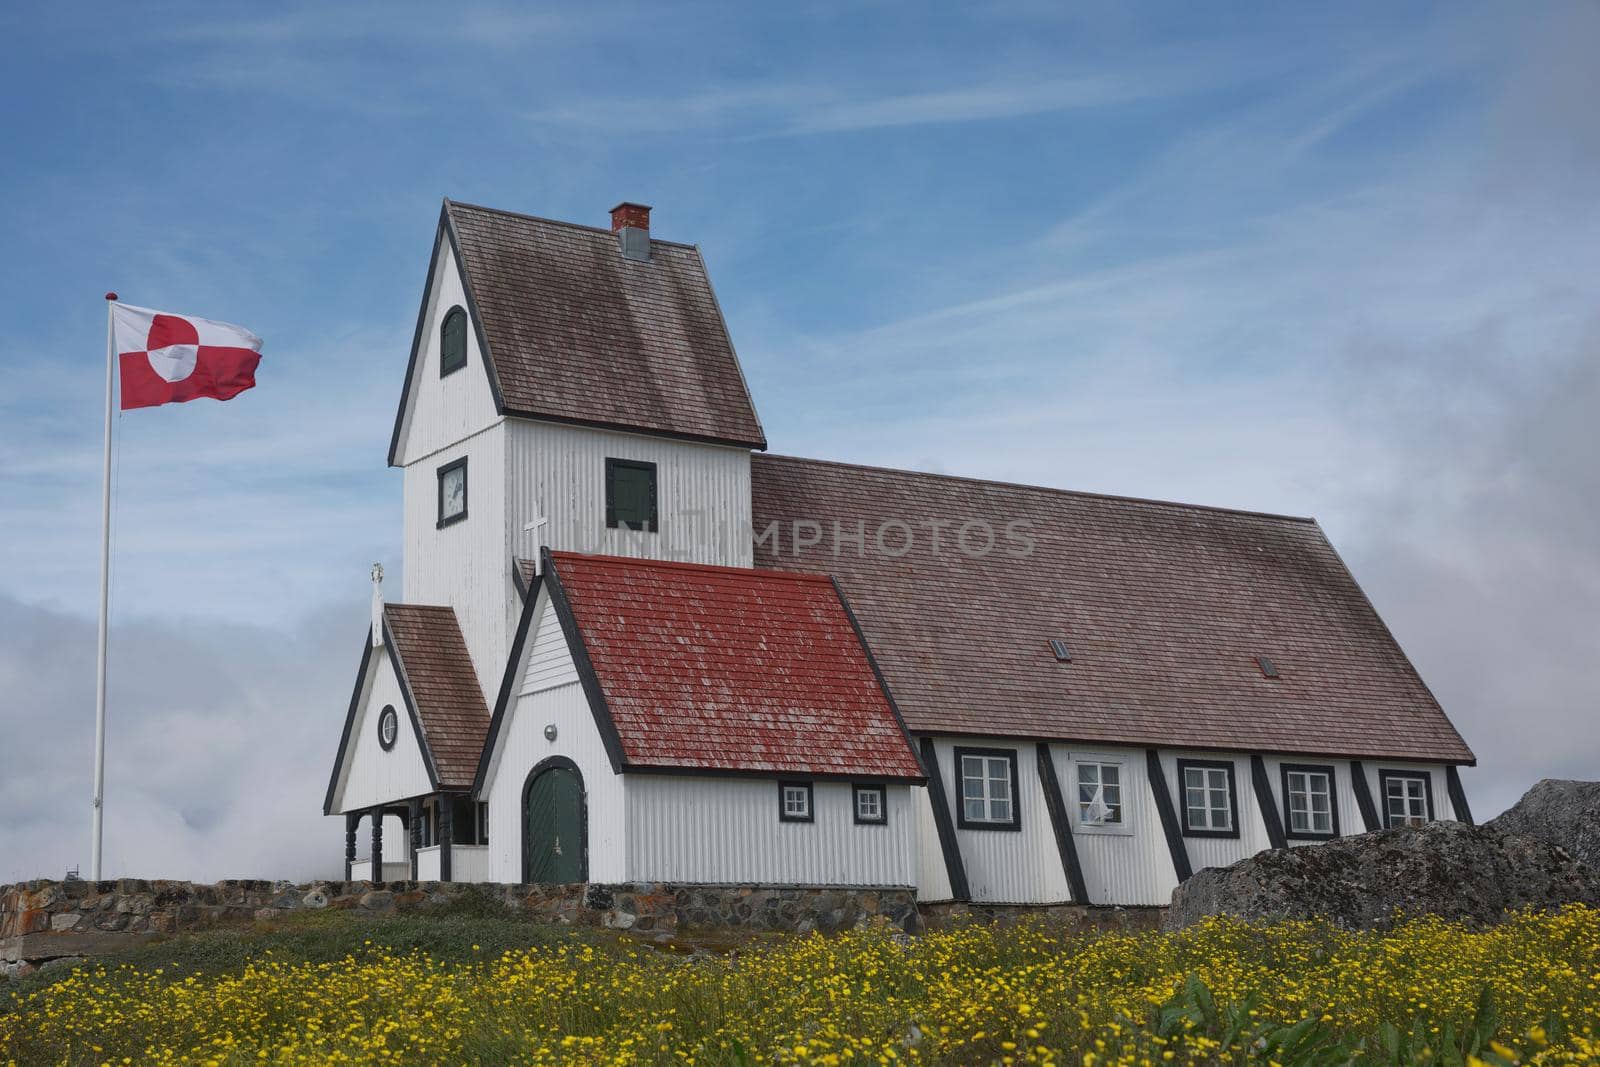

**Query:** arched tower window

left=440, top=306, right=467, bottom=377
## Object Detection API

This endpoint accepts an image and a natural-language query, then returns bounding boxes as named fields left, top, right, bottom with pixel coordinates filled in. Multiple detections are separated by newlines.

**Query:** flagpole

left=91, top=293, right=117, bottom=880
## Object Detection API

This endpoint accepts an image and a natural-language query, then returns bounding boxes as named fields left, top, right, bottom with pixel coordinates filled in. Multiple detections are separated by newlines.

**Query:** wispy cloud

left=786, top=71, right=1214, bottom=133
left=524, top=50, right=1267, bottom=137
left=158, top=4, right=573, bottom=48
left=525, top=84, right=816, bottom=132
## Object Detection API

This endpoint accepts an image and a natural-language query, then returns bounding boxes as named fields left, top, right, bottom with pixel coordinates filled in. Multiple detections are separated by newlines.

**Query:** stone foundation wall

left=3, top=880, right=1167, bottom=977
left=1, top=879, right=922, bottom=976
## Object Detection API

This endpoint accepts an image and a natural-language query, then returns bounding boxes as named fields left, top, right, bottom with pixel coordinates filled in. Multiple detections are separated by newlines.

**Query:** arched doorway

left=522, top=757, right=587, bottom=883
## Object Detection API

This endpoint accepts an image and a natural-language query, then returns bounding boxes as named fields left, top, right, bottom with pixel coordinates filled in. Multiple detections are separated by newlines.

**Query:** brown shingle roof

left=515, top=557, right=538, bottom=595
left=384, top=604, right=490, bottom=788
left=444, top=200, right=765, bottom=449
left=750, top=454, right=1475, bottom=764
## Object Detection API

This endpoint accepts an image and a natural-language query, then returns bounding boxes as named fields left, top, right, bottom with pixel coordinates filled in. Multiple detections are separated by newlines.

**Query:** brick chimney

left=610, top=202, right=651, bottom=262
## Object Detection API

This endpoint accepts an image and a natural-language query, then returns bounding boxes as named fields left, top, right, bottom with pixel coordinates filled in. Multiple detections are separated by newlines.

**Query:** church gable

left=324, top=639, right=434, bottom=815
left=326, top=604, right=490, bottom=815
left=388, top=211, right=501, bottom=468
left=519, top=583, right=580, bottom=696
left=473, top=576, right=610, bottom=799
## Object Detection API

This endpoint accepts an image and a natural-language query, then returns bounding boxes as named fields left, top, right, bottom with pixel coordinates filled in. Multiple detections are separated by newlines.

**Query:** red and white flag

left=111, top=302, right=262, bottom=411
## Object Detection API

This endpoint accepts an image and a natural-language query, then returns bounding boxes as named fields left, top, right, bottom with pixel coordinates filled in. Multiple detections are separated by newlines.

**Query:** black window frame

left=376, top=704, right=398, bottom=751
left=852, top=784, right=888, bottom=825
left=439, top=305, right=468, bottom=377
left=605, top=457, right=658, bottom=532
left=1378, top=768, right=1435, bottom=828
left=1280, top=762, right=1340, bottom=840
left=953, top=746, right=1022, bottom=831
left=778, top=780, right=814, bottom=823
left=436, top=456, right=468, bottom=529
left=1177, top=758, right=1240, bottom=839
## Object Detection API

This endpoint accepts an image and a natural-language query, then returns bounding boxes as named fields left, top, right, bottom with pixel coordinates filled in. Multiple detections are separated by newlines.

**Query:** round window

left=377, top=705, right=398, bottom=751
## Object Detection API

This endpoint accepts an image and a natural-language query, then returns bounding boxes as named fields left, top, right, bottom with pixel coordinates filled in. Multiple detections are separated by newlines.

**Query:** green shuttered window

left=440, top=306, right=467, bottom=377
left=606, top=458, right=658, bottom=532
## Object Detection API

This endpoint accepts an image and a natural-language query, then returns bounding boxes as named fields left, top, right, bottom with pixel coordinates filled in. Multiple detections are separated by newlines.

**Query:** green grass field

left=5, top=903, right=1600, bottom=1065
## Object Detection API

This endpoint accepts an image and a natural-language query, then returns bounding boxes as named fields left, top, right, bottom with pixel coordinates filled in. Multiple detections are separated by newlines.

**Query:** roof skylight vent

left=1256, top=655, right=1280, bottom=679
left=1049, top=639, right=1072, bottom=663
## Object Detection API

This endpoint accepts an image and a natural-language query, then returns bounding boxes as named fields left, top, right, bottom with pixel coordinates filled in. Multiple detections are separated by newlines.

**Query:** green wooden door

left=524, top=765, right=584, bottom=883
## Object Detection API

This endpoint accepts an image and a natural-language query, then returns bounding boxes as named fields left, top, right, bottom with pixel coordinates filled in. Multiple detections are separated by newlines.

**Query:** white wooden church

left=324, top=200, right=1476, bottom=907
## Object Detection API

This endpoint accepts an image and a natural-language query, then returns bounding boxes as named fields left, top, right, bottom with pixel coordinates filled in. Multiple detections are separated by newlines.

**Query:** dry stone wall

left=1, top=879, right=922, bottom=976
left=1, top=878, right=1164, bottom=976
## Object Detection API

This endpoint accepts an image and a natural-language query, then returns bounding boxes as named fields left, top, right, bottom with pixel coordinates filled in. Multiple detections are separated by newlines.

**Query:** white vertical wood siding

left=520, top=593, right=579, bottom=694
left=1358, top=760, right=1458, bottom=826
left=920, top=745, right=1466, bottom=908
left=393, top=235, right=499, bottom=468
left=416, top=847, right=441, bottom=881
left=912, top=786, right=955, bottom=901
left=928, top=738, right=1071, bottom=904
left=480, top=595, right=627, bottom=883
left=1050, top=745, right=1178, bottom=907
left=401, top=417, right=751, bottom=701
left=625, top=778, right=917, bottom=886
left=402, top=423, right=510, bottom=700
left=1158, top=750, right=1273, bottom=875
left=451, top=846, right=492, bottom=883
left=481, top=680, right=628, bottom=882
left=505, top=419, right=752, bottom=568
left=331, top=646, right=433, bottom=813
left=349, top=860, right=408, bottom=882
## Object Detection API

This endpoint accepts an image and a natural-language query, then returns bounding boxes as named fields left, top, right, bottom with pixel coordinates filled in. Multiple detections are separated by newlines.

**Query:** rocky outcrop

left=1489, top=779, right=1600, bottom=870
left=1165, top=820, right=1600, bottom=930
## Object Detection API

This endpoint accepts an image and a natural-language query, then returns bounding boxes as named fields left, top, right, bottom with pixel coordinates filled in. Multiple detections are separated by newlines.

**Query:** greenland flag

left=112, top=302, right=262, bottom=410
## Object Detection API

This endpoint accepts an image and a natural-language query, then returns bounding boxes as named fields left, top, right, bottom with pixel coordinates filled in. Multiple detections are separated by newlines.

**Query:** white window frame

left=1179, top=759, right=1238, bottom=837
left=852, top=784, right=887, bottom=825
left=778, top=781, right=813, bottom=823
left=1281, top=764, right=1338, bottom=839
left=955, top=748, right=1020, bottom=830
left=1380, top=770, right=1433, bottom=828
left=1070, top=754, right=1132, bottom=836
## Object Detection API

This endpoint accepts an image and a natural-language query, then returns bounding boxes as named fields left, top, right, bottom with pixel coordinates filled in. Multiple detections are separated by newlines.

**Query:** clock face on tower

left=437, top=458, right=467, bottom=527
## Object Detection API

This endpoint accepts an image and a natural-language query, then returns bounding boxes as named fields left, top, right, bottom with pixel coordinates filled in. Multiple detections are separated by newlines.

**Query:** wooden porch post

left=439, top=796, right=454, bottom=882
left=409, top=798, right=422, bottom=879
left=344, top=812, right=358, bottom=881
left=369, top=807, right=383, bottom=882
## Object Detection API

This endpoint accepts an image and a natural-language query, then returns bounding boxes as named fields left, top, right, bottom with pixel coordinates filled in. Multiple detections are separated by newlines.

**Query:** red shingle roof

left=750, top=454, right=1475, bottom=764
left=445, top=201, right=766, bottom=449
left=548, top=551, right=924, bottom=779
left=384, top=604, right=490, bottom=788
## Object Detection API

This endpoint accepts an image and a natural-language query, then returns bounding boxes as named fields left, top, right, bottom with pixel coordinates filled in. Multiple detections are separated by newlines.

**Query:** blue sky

left=2, top=2, right=1597, bottom=880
